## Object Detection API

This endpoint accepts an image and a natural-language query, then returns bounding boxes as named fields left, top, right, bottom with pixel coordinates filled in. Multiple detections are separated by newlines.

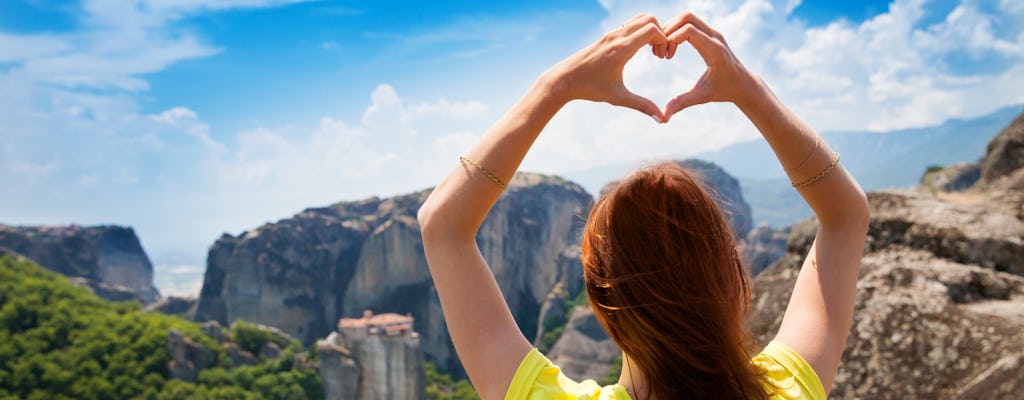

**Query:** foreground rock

left=0, top=224, right=160, bottom=303
left=195, top=173, right=593, bottom=373
left=745, top=208, right=1024, bottom=398
left=317, top=311, right=425, bottom=400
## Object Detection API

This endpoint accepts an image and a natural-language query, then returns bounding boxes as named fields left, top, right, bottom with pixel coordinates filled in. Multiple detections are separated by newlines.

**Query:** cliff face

left=195, top=173, right=593, bottom=372
left=195, top=194, right=389, bottom=344
left=0, top=224, right=159, bottom=303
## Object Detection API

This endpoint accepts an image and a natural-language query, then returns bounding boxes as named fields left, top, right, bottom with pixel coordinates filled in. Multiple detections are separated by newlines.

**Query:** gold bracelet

left=785, top=136, right=821, bottom=173
left=459, top=156, right=507, bottom=189
left=792, top=152, right=840, bottom=188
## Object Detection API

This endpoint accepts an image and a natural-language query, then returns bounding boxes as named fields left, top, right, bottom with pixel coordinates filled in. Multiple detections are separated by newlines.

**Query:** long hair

left=581, top=162, right=769, bottom=399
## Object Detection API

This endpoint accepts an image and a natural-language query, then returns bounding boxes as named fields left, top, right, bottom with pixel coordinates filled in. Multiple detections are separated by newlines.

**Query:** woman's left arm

left=417, top=14, right=668, bottom=400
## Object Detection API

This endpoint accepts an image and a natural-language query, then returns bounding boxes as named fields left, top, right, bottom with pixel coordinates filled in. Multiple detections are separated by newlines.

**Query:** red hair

left=582, top=162, right=769, bottom=399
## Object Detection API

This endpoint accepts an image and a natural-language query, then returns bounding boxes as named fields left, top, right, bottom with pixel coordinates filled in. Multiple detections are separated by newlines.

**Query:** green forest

left=0, top=253, right=321, bottom=400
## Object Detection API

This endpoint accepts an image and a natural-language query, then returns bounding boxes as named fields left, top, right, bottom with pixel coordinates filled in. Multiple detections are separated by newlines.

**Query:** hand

left=543, top=14, right=670, bottom=122
left=659, top=12, right=760, bottom=122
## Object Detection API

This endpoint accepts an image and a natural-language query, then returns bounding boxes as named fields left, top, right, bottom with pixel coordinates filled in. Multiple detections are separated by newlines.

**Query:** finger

left=626, top=22, right=669, bottom=55
left=620, top=13, right=659, bottom=37
left=665, top=83, right=710, bottom=121
left=609, top=86, right=664, bottom=123
left=662, top=11, right=724, bottom=41
left=666, top=40, right=679, bottom=59
left=667, top=24, right=722, bottom=65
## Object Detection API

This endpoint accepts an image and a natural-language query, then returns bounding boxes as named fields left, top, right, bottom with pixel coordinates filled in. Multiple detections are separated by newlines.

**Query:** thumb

left=609, top=86, right=665, bottom=123
left=664, top=85, right=709, bottom=122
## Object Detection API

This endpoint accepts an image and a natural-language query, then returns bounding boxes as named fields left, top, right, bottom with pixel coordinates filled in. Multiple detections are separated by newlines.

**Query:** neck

left=618, top=353, right=657, bottom=400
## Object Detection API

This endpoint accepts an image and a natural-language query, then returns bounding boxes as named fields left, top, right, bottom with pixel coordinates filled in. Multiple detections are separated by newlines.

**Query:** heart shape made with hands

left=611, top=13, right=740, bottom=124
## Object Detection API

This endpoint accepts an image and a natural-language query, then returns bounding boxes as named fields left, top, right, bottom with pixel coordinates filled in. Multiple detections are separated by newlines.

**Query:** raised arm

left=661, top=12, right=870, bottom=393
left=417, top=15, right=668, bottom=400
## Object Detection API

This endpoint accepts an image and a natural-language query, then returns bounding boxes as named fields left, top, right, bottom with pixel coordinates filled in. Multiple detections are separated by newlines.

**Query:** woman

left=418, top=11, right=869, bottom=400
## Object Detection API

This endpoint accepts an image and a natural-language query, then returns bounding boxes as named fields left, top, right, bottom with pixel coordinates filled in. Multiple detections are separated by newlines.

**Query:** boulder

left=167, top=328, right=216, bottom=383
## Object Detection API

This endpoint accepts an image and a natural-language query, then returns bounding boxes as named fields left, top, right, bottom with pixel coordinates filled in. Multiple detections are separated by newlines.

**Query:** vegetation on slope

left=0, top=253, right=321, bottom=400
left=425, top=361, right=479, bottom=400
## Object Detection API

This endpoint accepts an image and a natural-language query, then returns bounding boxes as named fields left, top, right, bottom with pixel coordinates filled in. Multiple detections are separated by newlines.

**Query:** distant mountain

left=700, top=104, right=1023, bottom=227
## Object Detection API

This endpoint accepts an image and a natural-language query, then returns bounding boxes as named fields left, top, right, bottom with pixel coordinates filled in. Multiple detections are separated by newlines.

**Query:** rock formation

left=147, top=296, right=198, bottom=318
left=600, top=159, right=754, bottom=238
left=979, top=111, right=1024, bottom=184
left=739, top=223, right=789, bottom=276
left=195, top=173, right=593, bottom=373
left=317, top=311, right=426, bottom=400
left=165, top=320, right=298, bottom=383
left=167, top=328, right=216, bottom=382
left=546, top=306, right=620, bottom=382
left=920, top=162, right=981, bottom=193
left=0, top=224, right=159, bottom=303
left=748, top=111, right=1024, bottom=399
left=748, top=190, right=1024, bottom=399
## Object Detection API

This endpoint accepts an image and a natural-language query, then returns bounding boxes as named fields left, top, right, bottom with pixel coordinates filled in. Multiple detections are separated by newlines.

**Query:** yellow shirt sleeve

left=751, top=341, right=828, bottom=400
left=505, top=348, right=630, bottom=400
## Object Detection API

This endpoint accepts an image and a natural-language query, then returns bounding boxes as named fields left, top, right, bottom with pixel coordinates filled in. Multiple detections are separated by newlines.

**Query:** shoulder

left=752, top=341, right=828, bottom=400
left=505, top=348, right=630, bottom=400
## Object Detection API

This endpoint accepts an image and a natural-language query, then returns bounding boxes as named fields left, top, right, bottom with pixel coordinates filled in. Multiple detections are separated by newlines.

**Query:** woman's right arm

left=660, top=12, right=870, bottom=393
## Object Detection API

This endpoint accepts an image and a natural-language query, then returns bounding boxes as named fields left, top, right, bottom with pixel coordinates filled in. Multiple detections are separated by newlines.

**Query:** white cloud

left=215, top=84, right=490, bottom=204
left=524, top=0, right=1024, bottom=175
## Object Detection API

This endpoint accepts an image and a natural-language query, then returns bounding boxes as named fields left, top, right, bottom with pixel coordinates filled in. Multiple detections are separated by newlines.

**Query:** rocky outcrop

left=600, top=159, right=753, bottom=238
left=166, top=321, right=298, bottom=383
left=195, top=173, right=593, bottom=373
left=920, top=162, right=981, bottom=193
left=739, top=223, right=789, bottom=276
left=167, top=328, right=216, bottom=382
left=676, top=159, right=754, bottom=238
left=747, top=183, right=1024, bottom=399
left=317, top=334, right=361, bottom=399
left=546, top=306, right=620, bottom=382
left=0, top=224, right=159, bottom=303
left=147, top=296, right=198, bottom=318
left=980, top=111, right=1024, bottom=184
left=317, top=313, right=426, bottom=400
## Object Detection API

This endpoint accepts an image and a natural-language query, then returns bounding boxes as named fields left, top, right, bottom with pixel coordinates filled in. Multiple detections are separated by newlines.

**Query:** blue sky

left=2, top=0, right=1022, bottom=296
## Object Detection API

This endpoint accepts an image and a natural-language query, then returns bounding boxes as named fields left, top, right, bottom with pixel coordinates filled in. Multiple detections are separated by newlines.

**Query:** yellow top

left=505, top=341, right=826, bottom=400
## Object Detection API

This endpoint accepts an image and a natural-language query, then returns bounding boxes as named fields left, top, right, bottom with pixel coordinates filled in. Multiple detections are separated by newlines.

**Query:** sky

left=2, top=0, right=1023, bottom=296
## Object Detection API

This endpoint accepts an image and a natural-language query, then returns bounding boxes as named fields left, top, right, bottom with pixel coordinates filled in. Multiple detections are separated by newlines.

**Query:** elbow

left=854, top=188, right=871, bottom=231
left=417, top=200, right=438, bottom=240
left=846, top=187, right=871, bottom=235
